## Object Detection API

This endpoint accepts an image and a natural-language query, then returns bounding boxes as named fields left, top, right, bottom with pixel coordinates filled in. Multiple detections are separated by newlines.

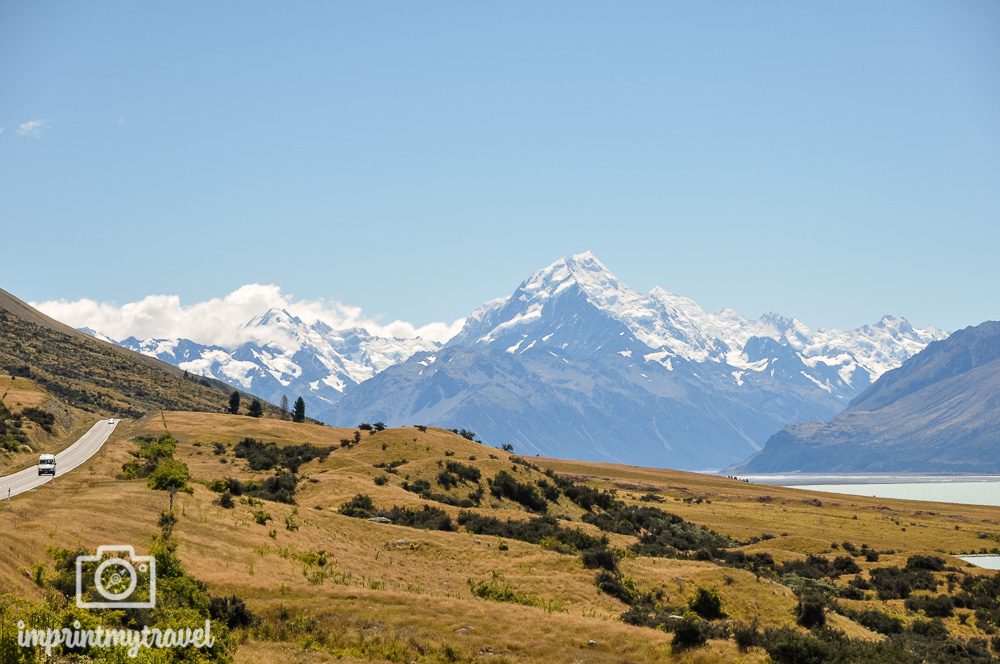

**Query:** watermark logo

left=75, top=545, right=157, bottom=609
left=14, top=544, right=216, bottom=658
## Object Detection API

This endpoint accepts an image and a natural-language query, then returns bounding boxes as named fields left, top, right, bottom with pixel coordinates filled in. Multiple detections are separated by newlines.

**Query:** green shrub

left=20, top=406, right=55, bottom=432
left=689, top=587, right=724, bottom=620
left=467, top=571, right=564, bottom=613
left=233, top=437, right=331, bottom=472
left=457, top=512, right=603, bottom=553
left=595, top=570, right=638, bottom=605
left=761, top=627, right=828, bottom=664
left=583, top=504, right=733, bottom=557
left=907, top=555, right=946, bottom=571
left=581, top=546, right=617, bottom=571
left=796, top=595, right=826, bottom=629
left=905, top=594, right=955, bottom=618
left=854, top=609, right=903, bottom=635
left=489, top=471, right=548, bottom=513
left=671, top=615, right=709, bottom=651
left=733, top=621, right=761, bottom=651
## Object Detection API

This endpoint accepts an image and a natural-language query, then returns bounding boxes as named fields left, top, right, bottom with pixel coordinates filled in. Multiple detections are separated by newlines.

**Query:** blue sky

left=2, top=1, right=998, bottom=333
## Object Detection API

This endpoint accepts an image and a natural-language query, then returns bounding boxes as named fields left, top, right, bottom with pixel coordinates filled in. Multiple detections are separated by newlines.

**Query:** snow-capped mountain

left=325, top=252, right=947, bottom=469
left=108, top=308, right=440, bottom=418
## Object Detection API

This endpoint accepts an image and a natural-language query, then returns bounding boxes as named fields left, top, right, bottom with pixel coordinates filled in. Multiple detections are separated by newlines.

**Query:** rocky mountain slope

left=735, top=320, right=1000, bottom=473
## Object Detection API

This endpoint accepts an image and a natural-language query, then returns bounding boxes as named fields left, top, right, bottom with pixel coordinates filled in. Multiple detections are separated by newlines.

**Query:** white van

left=38, top=454, right=56, bottom=477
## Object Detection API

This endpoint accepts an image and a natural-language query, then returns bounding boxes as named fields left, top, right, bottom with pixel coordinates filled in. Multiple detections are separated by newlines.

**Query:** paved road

left=0, top=419, right=119, bottom=500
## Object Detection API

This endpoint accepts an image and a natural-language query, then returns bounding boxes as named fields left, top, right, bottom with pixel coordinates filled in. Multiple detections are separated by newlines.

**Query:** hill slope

left=735, top=321, right=1000, bottom=472
left=0, top=288, right=269, bottom=417
left=2, top=411, right=999, bottom=662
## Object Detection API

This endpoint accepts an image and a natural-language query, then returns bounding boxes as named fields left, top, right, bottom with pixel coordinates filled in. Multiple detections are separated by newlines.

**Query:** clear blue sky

left=2, top=1, right=998, bottom=332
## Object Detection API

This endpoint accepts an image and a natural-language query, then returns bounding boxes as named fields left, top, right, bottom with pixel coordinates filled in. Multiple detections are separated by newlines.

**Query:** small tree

left=279, top=395, right=289, bottom=420
left=148, top=458, right=192, bottom=514
left=228, top=391, right=240, bottom=415
left=689, top=587, right=724, bottom=620
left=247, top=398, right=263, bottom=418
left=292, top=397, right=306, bottom=423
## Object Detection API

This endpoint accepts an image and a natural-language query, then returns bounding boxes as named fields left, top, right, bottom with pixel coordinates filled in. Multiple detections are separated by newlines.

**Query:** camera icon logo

left=75, top=545, right=157, bottom=609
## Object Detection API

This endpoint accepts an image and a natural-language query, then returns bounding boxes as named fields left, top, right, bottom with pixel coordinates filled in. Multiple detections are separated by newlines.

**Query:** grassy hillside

left=0, top=373, right=99, bottom=473
left=0, top=288, right=272, bottom=418
left=2, top=411, right=999, bottom=662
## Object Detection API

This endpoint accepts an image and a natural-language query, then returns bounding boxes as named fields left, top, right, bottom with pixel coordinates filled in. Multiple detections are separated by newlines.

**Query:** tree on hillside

left=247, top=398, right=263, bottom=418
left=148, top=458, right=192, bottom=514
left=292, top=397, right=306, bottom=423
left=228, top=390, right=240, bottom=415
left=279, top=395, right=289, bottom=420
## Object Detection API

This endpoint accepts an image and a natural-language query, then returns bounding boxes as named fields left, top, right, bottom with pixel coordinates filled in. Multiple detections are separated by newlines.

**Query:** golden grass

left=0, top=409, right=997, bottom=662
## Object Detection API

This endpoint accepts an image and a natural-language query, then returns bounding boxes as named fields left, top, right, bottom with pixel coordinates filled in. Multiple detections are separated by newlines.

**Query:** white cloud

left=31, top=284, right=465, bottom=347
left=17, top=119, right=50, bottom=137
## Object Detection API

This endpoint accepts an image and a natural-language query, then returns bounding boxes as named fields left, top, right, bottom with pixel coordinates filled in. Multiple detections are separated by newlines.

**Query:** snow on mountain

left=326, top=252, right=947, bottom=469
left=91, top=308, right=440, bottom=417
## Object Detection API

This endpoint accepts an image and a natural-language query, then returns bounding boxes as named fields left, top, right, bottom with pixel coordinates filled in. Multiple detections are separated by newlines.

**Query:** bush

left=905, top=594, right=955, bottom=618
left=761, top=627, right=828, bottom=664
left=468, top=571, right=561, bottom=612
left=233, top=438, right=331, bottom=472
left=373, top=475, right=389, bottom=486
left=733, top=621, right=761, bottom=651
left=595, top=570, right=638, bottom=605
left=339, top=494, right=376, bottom=518
left=560, top=481, right=617, bottom=511
left=671, top=615, right=709, bottom=651
left=854, top=609, right=903, bottom=635
left=210, top=594, right=255, bottom=628
left=796, top=595, right=826, bottom=629
left=583, top=504, right=733, bottom=557
left=251, top=509, right=272, bottom=525
left=256, top=470, right=298, bottom=504
left=581, top=546, right=617, bottom=571
left=338, top=494, right=453, bottom=531
left=218, top=492, right=235, bottom=509
left=20, top=406, right=55, bottom=433
left=437, top=461, right=481, bottom=489
left=489, top=471, right=548, bottom=513
left=382, top=505, right=454, bottom=531
left=689, top=587, right=724, bottom=620
left=457, top=512, right=603, bottom=553
left=907, top=555, right=946, bottom=571
left=870, top=565, right=937, bottom=600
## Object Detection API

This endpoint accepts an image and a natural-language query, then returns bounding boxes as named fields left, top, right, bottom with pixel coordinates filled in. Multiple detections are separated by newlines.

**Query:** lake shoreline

left=735, top=473, right=1000, bottom=487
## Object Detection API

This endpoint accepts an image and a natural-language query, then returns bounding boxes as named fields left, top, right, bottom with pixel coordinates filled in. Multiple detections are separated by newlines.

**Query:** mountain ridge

left=734, top=320, right=1000, bottom=473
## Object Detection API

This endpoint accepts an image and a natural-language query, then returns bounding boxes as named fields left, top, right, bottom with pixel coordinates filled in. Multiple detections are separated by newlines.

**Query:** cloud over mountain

left=32, top=284, right=464, bottom=348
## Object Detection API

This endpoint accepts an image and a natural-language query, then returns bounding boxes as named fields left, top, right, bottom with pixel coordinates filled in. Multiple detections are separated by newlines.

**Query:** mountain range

left=81, top=252, right=946, bottom=469
left=735, top=320, right=1000, bottom=473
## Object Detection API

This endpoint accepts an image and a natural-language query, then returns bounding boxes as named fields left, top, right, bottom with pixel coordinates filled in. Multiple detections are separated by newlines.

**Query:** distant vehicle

left=38, top=454, right=56, bottom=477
